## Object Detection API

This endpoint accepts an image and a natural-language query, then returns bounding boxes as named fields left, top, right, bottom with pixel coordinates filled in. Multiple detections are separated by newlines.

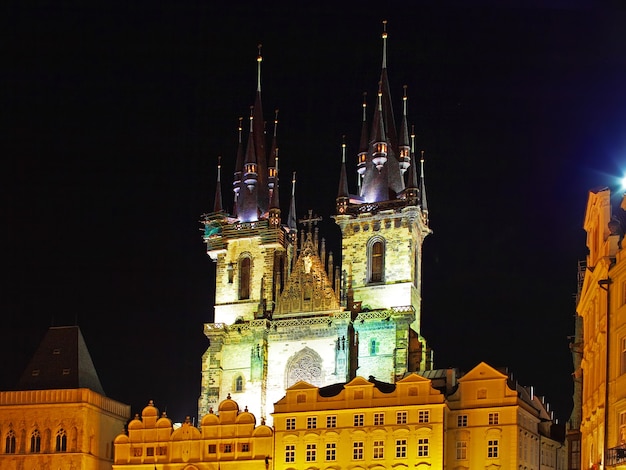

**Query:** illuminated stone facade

left=577, top=187, right=626, bottom=468
left=113, top=397, right=273, bottom=470
left=199, top=24, right=432, bottom=426
left=0, top=326, right=130, bottom=470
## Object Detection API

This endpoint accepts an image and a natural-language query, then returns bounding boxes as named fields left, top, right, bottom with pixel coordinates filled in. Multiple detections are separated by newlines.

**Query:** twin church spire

left=210, top=21, right=429, bottom=226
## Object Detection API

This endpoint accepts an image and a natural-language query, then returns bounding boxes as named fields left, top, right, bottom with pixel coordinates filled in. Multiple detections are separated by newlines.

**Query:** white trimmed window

left=354, top=414, right=364, bottom=427
left=396, top=439, right=407, bottom=458
left=326, top=443, right=336, bottom=461
left=418, top=410, right=430, bottom=423
left=306, top=443, right=316, bottom=462
left=373, top=440, right=384, bottom=459
left=353, top=441, right=364, bottom=460
left=457, top=414, right=468, bottom=427
left=456, top=440, right=467, bottom=459
left=374, top=412, right=385, bottom=425
left=326, top=415, right=337, bottom=428
left=285, top=445, right=295, bottom=462
left=488, top=439, right=499, bottom=458
left=489, top=412, right=499, bottom=425
left=417, top=438, right=429, bottom=457
left=307, top=417, right=317, bottom=429
left=286, top=417, right=296, bottom=430
left=396, top=411, right=407, bottom=424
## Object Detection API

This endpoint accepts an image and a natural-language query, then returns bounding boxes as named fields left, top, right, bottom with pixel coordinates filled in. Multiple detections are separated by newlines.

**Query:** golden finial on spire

left=362, top=92, right=367, bottom=121
left=403, top=85, right=408, bottom=115
left=411, top=125, right=416, bottom=153
left=382, top=20, right=388, bottom=69
left=273, top=109, right=279, bottom=136
left=341, top=135, right=347, bottom=163
left=257, top=44, right=263, bottom=91
left=249, top=106, right=254, bottom=130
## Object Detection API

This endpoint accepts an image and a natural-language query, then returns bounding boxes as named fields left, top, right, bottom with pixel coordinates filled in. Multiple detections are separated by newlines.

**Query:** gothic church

left=199, top=23, right=432, bottom=425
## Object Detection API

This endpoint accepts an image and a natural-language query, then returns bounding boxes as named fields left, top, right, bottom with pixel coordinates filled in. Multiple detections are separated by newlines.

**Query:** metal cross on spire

left=299, top=209, right=322, bottom=234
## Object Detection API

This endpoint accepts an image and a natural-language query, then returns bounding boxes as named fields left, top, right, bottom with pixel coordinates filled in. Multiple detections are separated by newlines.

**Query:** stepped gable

left=274, top=228, right=339, bottom=316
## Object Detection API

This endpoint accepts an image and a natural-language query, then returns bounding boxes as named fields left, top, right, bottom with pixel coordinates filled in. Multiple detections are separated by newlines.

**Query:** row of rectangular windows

left=289, top=411, right=431, bottom=430
left=457, top=412, right=499, bottom=427
left=285, top=439, right=500, bottom=462
left=288, top=411, right=499, bottom=430
left=285, top=439, right=429, bottom=462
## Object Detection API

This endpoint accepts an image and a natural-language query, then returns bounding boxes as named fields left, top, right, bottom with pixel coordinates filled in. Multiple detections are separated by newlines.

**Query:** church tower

left=199, top=23, right=433, bottom=425
left=334, top=21, right=433, bottom=375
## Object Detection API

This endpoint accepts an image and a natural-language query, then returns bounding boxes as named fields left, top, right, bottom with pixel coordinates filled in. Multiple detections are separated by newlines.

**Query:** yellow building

left=0, top=326, right=130, bottom=470
left=272, top=363, right=565, bottom=470
left=272, top=374, right=446, bottom=470
left=447, top=361, right=566, bottom=470
left=113, top=396, right=273, bottom=470
left=577, top=187, right=626, bottom=468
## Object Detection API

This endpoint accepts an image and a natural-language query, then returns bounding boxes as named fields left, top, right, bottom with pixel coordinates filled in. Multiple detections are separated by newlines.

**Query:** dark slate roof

left=16, top=326, right=105, bottom=395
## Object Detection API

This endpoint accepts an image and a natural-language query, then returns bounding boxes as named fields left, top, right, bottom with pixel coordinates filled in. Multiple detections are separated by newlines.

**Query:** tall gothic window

left=239, top=256, right=251, bottom=300
left=5, top=430, right=16, bottom=454
left=56, top=428, right=67, bottom=452
left=235, top=375, right=243, bottom=392
left=30, top=429, right=41, bottom=453
left=368, top=237, right=385, bottom=283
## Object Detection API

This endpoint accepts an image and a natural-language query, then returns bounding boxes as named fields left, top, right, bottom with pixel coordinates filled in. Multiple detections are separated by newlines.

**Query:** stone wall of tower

left=337, top=208, right=428, bottom=334
left=212, top=237, right=285, bottom=324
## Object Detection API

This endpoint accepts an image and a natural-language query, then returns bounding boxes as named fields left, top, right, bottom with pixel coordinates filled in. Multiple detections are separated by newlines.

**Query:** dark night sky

left=4, top=1, right=626, bottom=424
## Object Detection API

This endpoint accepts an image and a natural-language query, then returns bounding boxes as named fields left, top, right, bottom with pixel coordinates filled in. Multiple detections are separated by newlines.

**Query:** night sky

left=4, top=2, right=626, bottom=424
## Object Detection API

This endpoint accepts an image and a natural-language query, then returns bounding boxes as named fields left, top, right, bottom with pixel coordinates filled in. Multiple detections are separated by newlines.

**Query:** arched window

left=239, top=256, right=251, bottom=300
left=5, top=430, right=16, bottom=454
left=30, top=429, right=41, bottom=453
left=55, top=428, right=67, bottom=452
left=235, top=375, right=243, bottom=392
left=368, top=237, right=385, bottom=283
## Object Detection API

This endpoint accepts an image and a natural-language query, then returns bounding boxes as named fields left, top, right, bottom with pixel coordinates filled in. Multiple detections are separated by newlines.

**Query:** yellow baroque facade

left=272, top=363, right=565, bottom=470
left=113, top=397, right=273, bottom=470
left=577, top=187, right=626, bottom=469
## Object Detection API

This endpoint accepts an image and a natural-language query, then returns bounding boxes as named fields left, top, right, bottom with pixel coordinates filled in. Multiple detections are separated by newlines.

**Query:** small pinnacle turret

left=398, top=85, right=411, bottom=174
left=336, top=137, right=349, bottom=215
left=213, top=156, right=223, bottom=213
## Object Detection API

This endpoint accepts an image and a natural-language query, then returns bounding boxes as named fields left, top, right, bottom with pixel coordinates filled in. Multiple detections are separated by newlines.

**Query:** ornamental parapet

left=201, top=213, right=286, bottom=251
left=354, top=305, right=415, bottom=322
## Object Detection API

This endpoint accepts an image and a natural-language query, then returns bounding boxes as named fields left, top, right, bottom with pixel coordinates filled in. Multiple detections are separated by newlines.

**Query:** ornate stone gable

left=274, top=233, right=339, bottom=316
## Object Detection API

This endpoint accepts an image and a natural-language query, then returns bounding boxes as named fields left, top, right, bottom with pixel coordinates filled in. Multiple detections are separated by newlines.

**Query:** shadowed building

left=0, top=326, right=130, bottom=470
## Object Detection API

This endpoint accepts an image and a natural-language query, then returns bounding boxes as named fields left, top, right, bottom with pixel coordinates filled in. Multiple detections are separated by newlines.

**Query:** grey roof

left=16, top=326, right=105, bottom=395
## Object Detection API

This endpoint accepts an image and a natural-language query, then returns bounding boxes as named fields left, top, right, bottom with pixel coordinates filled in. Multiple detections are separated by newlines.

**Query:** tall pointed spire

left=336, top=136, right=349, bottom=214
left=268, top=109, right=279, bottom=199
left=213, top=156, right=223, bottom=213
left=253, top=44, right=269, bottom=214
left=378, top=20, right=397, bottom=153
left=269, top=152, right=281, bottom=228
left=239, top=106, right=259, bottom=222
left=287, top=172, right=297, bottom=232
left=233, top=117, right=244, bottom=216
left=420, top=150, right=429, bottom=220
left=398, top=85, right=411, bottom=174
left=371, top=84, right=388, bottom=171
left=357, top=92, right=368, bottom=190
